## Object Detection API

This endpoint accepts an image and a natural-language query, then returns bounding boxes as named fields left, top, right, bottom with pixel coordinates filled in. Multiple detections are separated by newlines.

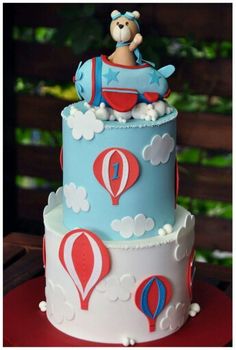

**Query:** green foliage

left=177, top=196, right=232, bottom=220
left=13, top=26, right=56, bottom=43
left=168, top=92, right=232, bottom=115
left=16, top=128, right=62, bottom=147
left=177, top=147, right=232, bottom=168
left=52, top=4, right=105, bottom=55
left=16, top=175, right=60, bottom=190
left=196, top=249, right=232, bottom=267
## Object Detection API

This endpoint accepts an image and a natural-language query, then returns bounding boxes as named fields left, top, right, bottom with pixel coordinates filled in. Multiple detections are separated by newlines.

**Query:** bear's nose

left=118, top=24, right=124, bottom=29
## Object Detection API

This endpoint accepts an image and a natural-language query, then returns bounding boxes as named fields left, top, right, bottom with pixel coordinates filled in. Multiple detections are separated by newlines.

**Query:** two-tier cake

left=42, top=10, right=198, bottom=346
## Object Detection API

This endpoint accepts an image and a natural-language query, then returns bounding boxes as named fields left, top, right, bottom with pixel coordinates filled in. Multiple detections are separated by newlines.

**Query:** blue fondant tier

left=62, top=101, right=177, bottom=241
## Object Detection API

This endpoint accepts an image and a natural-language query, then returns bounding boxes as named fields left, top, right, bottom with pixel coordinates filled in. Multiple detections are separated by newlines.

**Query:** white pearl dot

left=122, top=337, right=129, bottom=347
left=39, top=301, right=47, bottom=312
left=189, top=309, right=196, bottom=317
left=158, top=228, right=166, bottom=236
left=163, top=224, right=173, bottom=234
left=191, top=303, right=200, bottom=313
left=130, top=339, right=135, bottom=346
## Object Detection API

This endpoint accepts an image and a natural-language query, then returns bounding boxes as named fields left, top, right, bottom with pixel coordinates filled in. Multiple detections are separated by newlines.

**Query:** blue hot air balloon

left=135, top=275, right=172, bottom=332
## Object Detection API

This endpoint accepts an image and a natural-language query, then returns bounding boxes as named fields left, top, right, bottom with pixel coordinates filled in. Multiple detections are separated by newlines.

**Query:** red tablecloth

left=4, top=276, right=232, bottom=347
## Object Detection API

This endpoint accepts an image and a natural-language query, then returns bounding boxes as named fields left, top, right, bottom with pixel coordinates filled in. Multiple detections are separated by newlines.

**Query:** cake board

left=4, top=276, right=232, bottom=347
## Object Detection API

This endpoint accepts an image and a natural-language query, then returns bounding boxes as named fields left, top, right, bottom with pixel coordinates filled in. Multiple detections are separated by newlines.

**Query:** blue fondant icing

left=62, top=101, right=177, bottom=241
left=93, top=57, right=103, bottom=106
left=103, top=68, right=120, bottom=85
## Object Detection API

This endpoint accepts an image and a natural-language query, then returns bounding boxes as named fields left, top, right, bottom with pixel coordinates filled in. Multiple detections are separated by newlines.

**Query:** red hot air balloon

left=187, top=248, right=196, bottom=300
left=135, top=275, right=172, bottom=332
left=59, top=228, right=111, bottom=310
left=93, top=147, right=140, bottom=205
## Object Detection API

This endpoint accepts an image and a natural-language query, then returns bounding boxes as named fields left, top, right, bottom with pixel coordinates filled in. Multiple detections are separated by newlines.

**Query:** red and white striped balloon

left=93, top=147, right=140, bottom=205
left=59, top=228, right=111, bottom=310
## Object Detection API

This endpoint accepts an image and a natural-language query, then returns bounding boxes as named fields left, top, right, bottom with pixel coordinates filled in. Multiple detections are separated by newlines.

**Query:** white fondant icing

left=159, top=303, right=188, bottom=331
left=82, top=101, right=174, bottom=123
left=63, top=183, right=90, bottom=213
left=163, top=224, right=173, bottom=234
left=142, top=133, right=175, bottom=166
left=44, top=202, right=194, bottom=343
left=189, top=302, right=200, bottom=317
left=43, top=187, right=63, bottom=216
left=122, top=337, right=130, bottom=347
left=191, top=302, right=200, bottom=313
left=111, top=214, right=155, bottom=238
left=96, top=274, right=135, bottom=302
left=158, top=223, right=173, bottom=236
left=38, top=300, right=47, bottom=312
left=130, top=338, right=136, bottom=346
left=45, top=280, right=75, bottom=324
left=67, top=106, right=104, bottom=140
left=158, top=228, right=167, bottom=236
left=122, top=337, right=136, bottom=347
left=174, top=214, right=195, bottom=261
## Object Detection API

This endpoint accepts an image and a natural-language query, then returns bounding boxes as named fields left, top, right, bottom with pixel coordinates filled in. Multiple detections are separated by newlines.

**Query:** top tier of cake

left=61, top=101, right=177, bottom=241
left=61, top=10, right=178, bottom=241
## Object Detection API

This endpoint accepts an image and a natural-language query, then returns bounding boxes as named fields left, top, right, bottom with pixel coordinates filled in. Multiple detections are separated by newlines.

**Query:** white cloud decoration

left=159, top=303, right=188, bottom=331
left=96, top=274, right=136, bottom=302
left=174, top=214, right=195, bottom=261
left=67, top=105, right=104, bottom=140
left=143, top=133, right=175, bottom=166
left=64, top=182, right=90, bottom=213
left=43, top=187, right=63, bottom=216
left=45, top=280, right=75, bottom=324
left=111, top=214, right=155, bottom=239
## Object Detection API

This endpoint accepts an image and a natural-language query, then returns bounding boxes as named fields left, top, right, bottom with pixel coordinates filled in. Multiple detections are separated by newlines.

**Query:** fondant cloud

left=96, top=274, right=136, bottom=301
left=43, top=187, right=63, bottom=216
left=64, top=183, right=90, bottom=213
left=160, top=303, right=188, bottom=331
left=45, top=279, right=75, bottom=324
left=111, top=214, right=154, bottom=239
left=143, top=133, right=175, bottom=166
left=174, top=214, right=195, bottom=261
left=67, top=106, right=104, bottom=140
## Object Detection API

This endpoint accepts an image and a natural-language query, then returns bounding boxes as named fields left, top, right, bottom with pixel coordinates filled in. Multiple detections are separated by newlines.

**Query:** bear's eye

left=116, top=21, right=119, bottom=25
left=125, top=21, right=129, bottom=25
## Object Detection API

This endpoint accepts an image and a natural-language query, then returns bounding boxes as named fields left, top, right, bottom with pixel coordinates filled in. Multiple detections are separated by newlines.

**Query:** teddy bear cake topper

left=74, top=9, right=176, bottom=122
left=108, top=10, right=143, bottom=66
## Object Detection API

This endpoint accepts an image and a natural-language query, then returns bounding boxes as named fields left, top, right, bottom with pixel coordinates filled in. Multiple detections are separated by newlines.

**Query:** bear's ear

left=111, top=10, right=121, bottom=19
left=132, top=11, right=140, bottom=19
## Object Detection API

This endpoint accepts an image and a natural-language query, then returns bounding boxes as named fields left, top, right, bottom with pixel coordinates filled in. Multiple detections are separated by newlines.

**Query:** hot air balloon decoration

left=93, top=147, right=140, bottom=205
left=135, top=275, right=172, bottom=332
left=59, top=228, right=111, bottom=310
left=187, top=248, right=196, bottom=300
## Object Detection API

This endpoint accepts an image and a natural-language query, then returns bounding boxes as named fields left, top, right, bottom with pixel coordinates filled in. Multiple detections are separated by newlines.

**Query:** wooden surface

left=11, top=3, right=232, bottom=41
left=3, top=233, right=43, bottom=295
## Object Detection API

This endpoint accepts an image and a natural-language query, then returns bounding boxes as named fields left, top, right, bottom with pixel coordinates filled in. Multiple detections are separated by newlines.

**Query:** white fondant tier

left=43, top=194, right=195, bottom=344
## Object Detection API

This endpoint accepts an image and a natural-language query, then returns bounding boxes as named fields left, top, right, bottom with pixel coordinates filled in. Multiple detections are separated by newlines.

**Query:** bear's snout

left=118, top=24, right=124, bottom=29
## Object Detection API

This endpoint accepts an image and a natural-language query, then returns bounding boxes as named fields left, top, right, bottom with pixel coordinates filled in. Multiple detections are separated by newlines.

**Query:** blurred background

left=3, top=3, right=232, bottom=269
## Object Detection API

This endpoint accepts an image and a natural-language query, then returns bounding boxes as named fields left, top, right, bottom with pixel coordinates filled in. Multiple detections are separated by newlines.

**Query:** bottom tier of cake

left=43, top=191, right=195, bottom=344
